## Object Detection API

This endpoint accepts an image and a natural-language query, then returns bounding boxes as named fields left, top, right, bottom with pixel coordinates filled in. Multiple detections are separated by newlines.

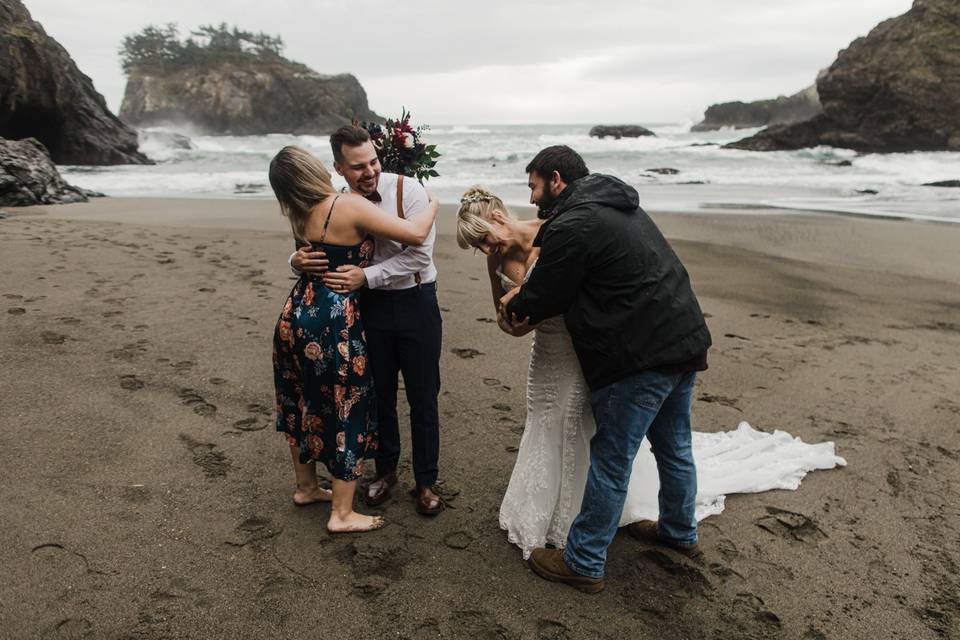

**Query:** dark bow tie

left=343, top=186, right=381, bottom=202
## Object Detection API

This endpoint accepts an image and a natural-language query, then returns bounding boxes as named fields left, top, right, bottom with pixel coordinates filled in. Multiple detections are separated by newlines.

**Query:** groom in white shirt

left=291, top=125, right=444, bottom=515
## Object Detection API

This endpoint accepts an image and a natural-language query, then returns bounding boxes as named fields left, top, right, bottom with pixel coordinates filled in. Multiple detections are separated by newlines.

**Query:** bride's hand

left=496, top=304, right=534, bottom=337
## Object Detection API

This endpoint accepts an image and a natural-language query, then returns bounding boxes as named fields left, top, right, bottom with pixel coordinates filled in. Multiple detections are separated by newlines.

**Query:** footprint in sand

left=233, top=417, right=268, bottom=432
left=41, top=331, right=67, bottom=344
left=7, top=307, right=25, bottom=315
left=451, top=348, right=482, bottom=359
left=178, top=434, right=229, bottom=477
left=53, top=618, right=94, bottom=639
left=209, top=377, right=227, bottom=385
left=442, top=531, right=475, bottom=550
left=177, top=388, right=217, bottom=416
left=483, top=378, right=501, bottom=386
left=225, top=515, right=281, bottom=547
left=492, top=403, right=511, bottom=412
left=172, top=360, right=195, bottom=373
left=58, top=316, right=82, bottom=325
left=2, top=294, right=23, bottom=300
left=537, top=619, right=570, bottom=640
left=119, top=375, right=144, bottom=391
left=755, top=506, right=827, bottom=543
left=476, top=317, right=495, bottom=323
left=246, top=403, right=272, bottom=416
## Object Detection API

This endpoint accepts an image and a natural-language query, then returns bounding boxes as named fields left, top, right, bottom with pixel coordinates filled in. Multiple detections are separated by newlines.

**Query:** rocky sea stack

left=0, top=0, right=148, bottom=165
left=692, top=85, right=821, bottom=132
left=728, top=0, right=960, bottom=152
left=589, top=125, right=655, bottom=139
left=118, top=24, right=381, bottom=135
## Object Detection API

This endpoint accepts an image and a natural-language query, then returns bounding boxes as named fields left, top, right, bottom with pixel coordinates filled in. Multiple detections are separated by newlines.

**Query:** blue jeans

left=564, top=370, right=698, bottom=578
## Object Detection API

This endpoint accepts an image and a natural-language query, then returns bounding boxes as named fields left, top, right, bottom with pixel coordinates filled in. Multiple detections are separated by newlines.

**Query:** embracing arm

left=354, top=192, right=439, bottom=246
left=362, top=180, right=435, bottom=289
left=506, top=214, right=591, bottom=325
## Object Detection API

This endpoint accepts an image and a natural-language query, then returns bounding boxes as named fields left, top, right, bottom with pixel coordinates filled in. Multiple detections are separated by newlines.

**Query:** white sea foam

left=59, top=124, right=960, bottom=223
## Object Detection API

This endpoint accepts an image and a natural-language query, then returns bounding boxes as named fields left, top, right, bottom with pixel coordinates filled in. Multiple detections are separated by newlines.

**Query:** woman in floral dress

left=269, top=146, right=439, bottom=533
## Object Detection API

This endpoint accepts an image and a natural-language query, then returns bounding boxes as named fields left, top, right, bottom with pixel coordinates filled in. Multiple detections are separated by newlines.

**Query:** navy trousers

left=359, top=282, right=442, bottom=487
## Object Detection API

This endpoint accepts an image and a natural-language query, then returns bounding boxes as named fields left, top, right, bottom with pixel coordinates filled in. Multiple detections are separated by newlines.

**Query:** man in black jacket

left=503, top=145, right=711, bottom=593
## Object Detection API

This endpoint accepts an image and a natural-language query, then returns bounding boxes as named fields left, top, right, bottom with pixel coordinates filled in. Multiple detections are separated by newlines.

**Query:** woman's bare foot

left=327, top=511, right=385, bottom=534
left=292, top=485, right=333, bottom=506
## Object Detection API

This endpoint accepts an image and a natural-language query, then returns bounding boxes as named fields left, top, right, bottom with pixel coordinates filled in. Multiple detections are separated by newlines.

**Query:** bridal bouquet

left=358, top=108, right=440, bottom=182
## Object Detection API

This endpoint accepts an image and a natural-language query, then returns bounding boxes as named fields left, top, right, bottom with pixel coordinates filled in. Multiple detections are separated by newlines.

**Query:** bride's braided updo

left=456, top=185, right=514, bottom=249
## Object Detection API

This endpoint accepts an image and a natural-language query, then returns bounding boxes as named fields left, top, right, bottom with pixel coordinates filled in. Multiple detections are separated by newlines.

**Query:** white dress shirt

left=360, top=172, right=438, bottom=290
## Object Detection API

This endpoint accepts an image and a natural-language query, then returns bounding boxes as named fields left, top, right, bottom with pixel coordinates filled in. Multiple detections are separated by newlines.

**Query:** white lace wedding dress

left=497, top=266, right=846, bottom=559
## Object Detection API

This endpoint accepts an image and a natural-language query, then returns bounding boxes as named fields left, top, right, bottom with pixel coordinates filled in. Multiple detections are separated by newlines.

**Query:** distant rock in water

left=646, top=168, right=679, bottom=175
left=923, top=180, right=960, bottom=187
left=0, top=0, right=149, bottom=165
left=138, top=128, right=194, bottom=151
left=118, top=24, right=381, bottom=135
left=0, top=138, right=103, bottom=206
left=589, top=125, right=655, bottom=139
left=692, top=85, right=821, bottom=132
left=728, top=0, right=960, bottom=152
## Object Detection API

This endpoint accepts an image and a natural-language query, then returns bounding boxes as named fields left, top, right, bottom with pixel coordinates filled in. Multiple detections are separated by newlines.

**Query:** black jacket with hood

left=506, top=173, right=711, bottom=391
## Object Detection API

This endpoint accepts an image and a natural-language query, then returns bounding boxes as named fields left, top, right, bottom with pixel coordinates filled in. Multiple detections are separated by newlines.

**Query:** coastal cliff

left=121, top=65, right=380, bottom=135
left=692, top=85, right=821, bottom=132
left=117, top=25, right=380, bottom=135
left=0, top=0, right=149, bottom=165
left=728, top=0, right=960, bottom=152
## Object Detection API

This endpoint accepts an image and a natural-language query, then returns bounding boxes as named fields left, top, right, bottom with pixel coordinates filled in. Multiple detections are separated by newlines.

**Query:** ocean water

left=61, top=123, right=960, bottom=223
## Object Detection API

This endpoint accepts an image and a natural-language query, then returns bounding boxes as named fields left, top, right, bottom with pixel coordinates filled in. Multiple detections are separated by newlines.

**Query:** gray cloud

left=23, top=0, right=912, bottom=122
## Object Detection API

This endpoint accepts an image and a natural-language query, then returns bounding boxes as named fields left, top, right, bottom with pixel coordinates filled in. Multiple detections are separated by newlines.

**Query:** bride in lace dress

left=456, top=186, right=847, bottom=559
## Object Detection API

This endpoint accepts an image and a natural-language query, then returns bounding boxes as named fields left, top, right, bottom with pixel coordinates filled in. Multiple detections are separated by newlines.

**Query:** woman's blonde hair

left=268, top=145, right=337, bottom=242
left=456, top=185, right=513, bottom=249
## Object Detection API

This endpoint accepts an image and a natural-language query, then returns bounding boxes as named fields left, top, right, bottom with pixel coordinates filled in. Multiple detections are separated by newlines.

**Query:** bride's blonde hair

left=456, top=185, right=514, bottom=249
left=268, top=145, right=337, bottom=243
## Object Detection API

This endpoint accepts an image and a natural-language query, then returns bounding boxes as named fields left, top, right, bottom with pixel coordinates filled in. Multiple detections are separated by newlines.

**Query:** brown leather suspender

left=394, top=175, right=422, bottom=285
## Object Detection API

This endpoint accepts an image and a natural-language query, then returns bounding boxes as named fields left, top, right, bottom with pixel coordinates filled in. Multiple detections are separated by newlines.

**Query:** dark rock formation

left=120, top=62, right=381, bottom=135
left=692, top=85, right=821, bottom=132
left=646, top=168, right=680, bottom=175
left=0, top=0, right=149, bottom=165
left=923, top=180, right=960, bottom=187
left=0, top=137, right=102, bottom=206
left=589, top=125, right=655, bottom=139
left=728, top=0, right=960, bottom=152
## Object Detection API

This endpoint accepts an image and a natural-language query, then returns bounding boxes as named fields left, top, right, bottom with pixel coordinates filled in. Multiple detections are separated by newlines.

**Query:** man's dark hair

left=525, top=145, right=589, bottom=183
left=330, top=125, right=372, bottom=163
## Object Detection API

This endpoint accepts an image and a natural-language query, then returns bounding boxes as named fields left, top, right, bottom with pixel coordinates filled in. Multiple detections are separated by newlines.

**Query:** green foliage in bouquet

left=359, top=109, right=440, bottom=183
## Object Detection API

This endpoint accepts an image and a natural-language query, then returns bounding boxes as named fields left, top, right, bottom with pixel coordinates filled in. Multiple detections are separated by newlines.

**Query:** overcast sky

left=24, top=0, right=912, bottom=125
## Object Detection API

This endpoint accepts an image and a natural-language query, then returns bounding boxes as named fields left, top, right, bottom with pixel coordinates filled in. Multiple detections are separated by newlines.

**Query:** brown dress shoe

left=527, top=548, right=604, bottom=593
left=363, top=472, right=397, bottom=507
left=626, top=519, right=702, bottom=559
left=415, top=484, right=444, bottom=516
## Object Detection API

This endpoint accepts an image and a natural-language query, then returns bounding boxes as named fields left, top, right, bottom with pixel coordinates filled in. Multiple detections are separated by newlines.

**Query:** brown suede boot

left=626, top=520, right=702, bottom=559
left=527, top=548, right=604, bottom=594
left=362, top=472, right=397, bottom=507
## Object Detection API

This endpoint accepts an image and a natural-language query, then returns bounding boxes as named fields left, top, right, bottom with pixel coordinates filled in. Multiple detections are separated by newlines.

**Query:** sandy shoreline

left=2, top=198, right=958, bottom=639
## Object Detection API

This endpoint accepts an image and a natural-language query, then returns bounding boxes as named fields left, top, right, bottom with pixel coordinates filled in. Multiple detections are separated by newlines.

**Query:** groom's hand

left=497, top=287, right=521, bottom=317
left=292, top=247, right=329, bottom=274
left=322, top=264, right=367, bottom=292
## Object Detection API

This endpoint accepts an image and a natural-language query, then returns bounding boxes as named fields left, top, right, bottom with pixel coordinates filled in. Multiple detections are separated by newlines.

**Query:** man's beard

left=536, top=190, right=558, bottom=219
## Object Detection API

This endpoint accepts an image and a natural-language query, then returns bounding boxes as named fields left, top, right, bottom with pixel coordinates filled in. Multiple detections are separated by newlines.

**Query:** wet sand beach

left=1, top=198, right=958, bottom=639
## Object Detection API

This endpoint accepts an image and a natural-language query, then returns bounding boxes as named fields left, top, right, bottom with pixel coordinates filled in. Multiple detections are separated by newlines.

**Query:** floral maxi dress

left=273, top=217, right=377, bottom=481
